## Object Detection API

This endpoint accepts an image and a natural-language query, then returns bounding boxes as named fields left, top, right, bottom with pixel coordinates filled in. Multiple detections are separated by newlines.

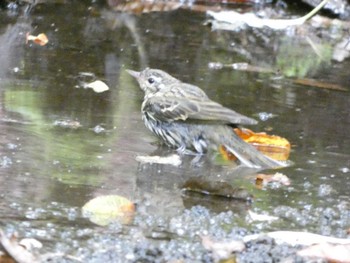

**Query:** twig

left=208, top=0, right=330, bottom=30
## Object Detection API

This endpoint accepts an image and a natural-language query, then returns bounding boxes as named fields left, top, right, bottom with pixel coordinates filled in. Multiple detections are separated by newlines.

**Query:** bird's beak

left=126, top=69, right=141, bottom=79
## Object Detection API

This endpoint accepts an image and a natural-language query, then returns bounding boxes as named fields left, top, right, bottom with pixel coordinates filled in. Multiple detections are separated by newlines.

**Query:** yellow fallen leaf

left=220, top=128, right=291, bottom=162
left=234, top=128, right=291, bottom=161
left=82, top=195, right=135, bottom=226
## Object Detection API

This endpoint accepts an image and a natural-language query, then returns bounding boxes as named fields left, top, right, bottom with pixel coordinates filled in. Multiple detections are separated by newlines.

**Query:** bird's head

left=127, top=68, right=179, bottom=95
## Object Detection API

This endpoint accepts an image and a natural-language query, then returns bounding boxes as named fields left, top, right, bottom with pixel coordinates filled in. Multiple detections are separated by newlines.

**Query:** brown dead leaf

left=347, top=228, right=350, bottom=235
left=298, top=243, right=350, bottom=263
left=243, top=231, right=350, bottom=246
left=112, top=0, right=181, bottom=14
left=201, top=235, right=245, bottom=261
left=26, top=33, right=48, bottom=46
left=256, top=172, right=291, bottom=189
left=109, top=0, right=223, bottom=14
left=0, top=230, right=38, bottom=263
left=294, top=78, right=348, bottom=92
left=0, top=254, right=15, bottom=263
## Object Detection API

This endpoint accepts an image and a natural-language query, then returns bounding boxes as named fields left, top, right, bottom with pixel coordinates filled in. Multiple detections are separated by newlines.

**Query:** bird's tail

left=222, top=131, right=289, bottom=169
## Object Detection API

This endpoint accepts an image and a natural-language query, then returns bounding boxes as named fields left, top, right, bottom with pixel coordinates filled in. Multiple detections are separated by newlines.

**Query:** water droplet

left=339, top=167, right=349, bottom=173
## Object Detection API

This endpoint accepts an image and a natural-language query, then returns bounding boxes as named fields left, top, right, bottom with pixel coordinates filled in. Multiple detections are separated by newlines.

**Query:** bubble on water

left=318, top=184, right=333, bottom=197
left=76, top=228, right=93, bottom=237
left=0, top=156, right=12, bottom=168
left=93, top=125, right=105, bottom=134
left=33, top=229, right=49, bottom=238
left=9, top=202, right=21, bottom=209
left=339, top=167, right=349, bottom=173
left=208, top=62, right=223, bottom=70
left=125, top=252, right=135, bottom=260
left=67, top=207, right=79, bottom=221
left=257, top=112, right=276, bottom=121
left=6, top=143, right=18, bottom=150
left=176, top=228, right=185, bottom=236
left=25, top=207, right=46, bottom=220
left=307, top=160, right=316, bottom=164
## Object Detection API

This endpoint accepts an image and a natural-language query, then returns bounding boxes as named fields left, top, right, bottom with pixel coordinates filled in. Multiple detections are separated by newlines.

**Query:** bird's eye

left=147, top=77, right=155, bottom=84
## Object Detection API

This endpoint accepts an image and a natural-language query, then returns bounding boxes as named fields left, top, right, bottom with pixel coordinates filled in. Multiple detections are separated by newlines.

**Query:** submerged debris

left=243, top=231, right=350, bottom=246
left=82, top=195, right=135, bottom=226
left=111, top=0, right=182, bottom=14
left=247, top=210, right=279, bottom=222
left=182, top=178, right=253, bottom=201
left=53, top=119, right=82, bottom=129
left=0, top=229, right=39, bottom=263
left=294, top=78, right=348, bottom=91
left=26, top=33, right=48, bottom=46
left=136, top=154, right=182, bottom=166
left=207, top=0, right=329, bottom=30
left=83, top=80, right=109, bottom=93
left=201, top=235, right=245, bottom=262
left=255, top=172, right=291, bottom=188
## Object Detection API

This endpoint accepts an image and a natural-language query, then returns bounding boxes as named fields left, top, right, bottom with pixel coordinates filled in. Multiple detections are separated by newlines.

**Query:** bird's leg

left=190, top=154, right=205, bottom=167
left=176, top=144, right=186, bottom=155
left=176, top=144, right=197, bottom=155
left=176, top=144, right=205, bottom=166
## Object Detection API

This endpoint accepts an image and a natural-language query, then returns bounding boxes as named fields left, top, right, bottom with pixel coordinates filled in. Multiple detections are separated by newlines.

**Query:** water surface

left=0, top=2, right=349, bottom=261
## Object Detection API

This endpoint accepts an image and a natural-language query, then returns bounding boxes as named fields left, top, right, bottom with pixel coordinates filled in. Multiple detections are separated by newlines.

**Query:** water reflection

left=135, top=149, right=258, bottom=216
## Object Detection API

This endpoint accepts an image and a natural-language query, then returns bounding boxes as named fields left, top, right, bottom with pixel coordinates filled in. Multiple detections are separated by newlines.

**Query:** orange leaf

left=219, top=145, right=238, bottom=161
left=26, top=33, right=49, bottom=46
left=234, top=128, right=291, bottom=161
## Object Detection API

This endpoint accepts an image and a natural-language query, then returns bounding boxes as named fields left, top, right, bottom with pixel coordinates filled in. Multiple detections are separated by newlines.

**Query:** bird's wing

left=142, top=95, right=257, bottom=125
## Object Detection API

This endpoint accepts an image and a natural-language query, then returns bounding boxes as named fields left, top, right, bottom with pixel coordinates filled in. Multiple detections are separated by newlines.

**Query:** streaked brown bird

left=127, top=68, right=286, bottom=169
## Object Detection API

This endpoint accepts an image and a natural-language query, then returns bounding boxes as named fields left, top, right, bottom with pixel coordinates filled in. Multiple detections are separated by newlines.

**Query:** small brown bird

left=127, top=68, right=286, bottom=169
